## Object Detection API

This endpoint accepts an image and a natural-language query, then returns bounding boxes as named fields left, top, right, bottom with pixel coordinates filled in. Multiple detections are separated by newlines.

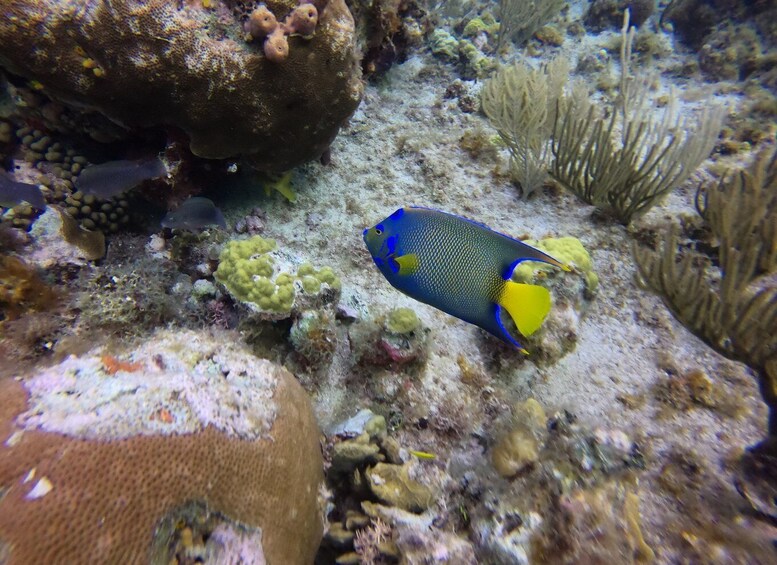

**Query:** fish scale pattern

left=400, top=212, right=504, bottom=321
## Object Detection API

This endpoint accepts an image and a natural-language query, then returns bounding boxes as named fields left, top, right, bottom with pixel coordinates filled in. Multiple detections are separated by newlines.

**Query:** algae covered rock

left=0, top=328, right=324, bottom=563
left=0, top=0, right=362, bottom=170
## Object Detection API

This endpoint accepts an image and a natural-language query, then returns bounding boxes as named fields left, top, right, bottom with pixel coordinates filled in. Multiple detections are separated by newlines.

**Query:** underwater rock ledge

left=0, top=0, right=363, bottom=170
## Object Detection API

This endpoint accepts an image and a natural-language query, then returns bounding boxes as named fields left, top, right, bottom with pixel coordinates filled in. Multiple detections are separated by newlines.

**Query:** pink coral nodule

left=286, top=5, right=318, bottom=37
left=264, top=28, right=289, bottom=63
left=245, top=4, right=278, bottom=41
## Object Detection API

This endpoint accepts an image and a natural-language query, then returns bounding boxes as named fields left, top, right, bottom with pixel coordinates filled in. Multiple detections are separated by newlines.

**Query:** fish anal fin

left=498, top=281, right=551, bottom=337
left=393, top=253, right=420, bottom=276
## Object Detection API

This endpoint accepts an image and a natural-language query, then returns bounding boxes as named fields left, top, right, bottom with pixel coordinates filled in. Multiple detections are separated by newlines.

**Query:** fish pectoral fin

left=498, top=281, right=551, bottom=337
left=391, top=253, right=420, bottom=276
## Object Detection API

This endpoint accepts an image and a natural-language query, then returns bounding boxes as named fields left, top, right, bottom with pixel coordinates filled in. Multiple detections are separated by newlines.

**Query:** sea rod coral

left=634, top=145, right=777, bottom=509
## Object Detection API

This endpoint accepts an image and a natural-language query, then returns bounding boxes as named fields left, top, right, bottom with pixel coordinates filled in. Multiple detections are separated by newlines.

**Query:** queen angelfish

left=363, top=207, right=569, bottom=352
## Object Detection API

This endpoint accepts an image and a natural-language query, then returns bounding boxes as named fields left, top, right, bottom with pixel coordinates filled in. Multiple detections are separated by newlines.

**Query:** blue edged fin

left=494, top=304, right=530, bottom=355
left=391, top=253, right=420, bottom=276
left=504, top=253, right=567, bottom=280
left=498, top=281, right=551, bottom=337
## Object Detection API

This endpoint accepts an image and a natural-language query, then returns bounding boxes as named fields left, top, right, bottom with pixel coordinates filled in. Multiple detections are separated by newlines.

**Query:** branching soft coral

left=634, top=144, right=777, bottom=509
left=634, top=145, right=777, bottom=434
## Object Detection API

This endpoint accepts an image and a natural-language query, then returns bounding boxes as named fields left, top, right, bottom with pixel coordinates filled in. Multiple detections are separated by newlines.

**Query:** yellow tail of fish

left=498, top=281, right=551, bottom=337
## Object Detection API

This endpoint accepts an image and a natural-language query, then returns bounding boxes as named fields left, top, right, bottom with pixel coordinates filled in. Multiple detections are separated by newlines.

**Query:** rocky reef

left=1, top=0, right=776, bottom=563
left=0, top=0, right=363, bottom=170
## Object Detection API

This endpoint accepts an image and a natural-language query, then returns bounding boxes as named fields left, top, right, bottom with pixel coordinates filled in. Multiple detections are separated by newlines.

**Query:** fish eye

left=374, top=224, right=384, bottom=235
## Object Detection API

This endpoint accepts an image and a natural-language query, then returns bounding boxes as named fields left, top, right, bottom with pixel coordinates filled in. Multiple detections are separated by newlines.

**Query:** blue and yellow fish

left=363, top=207, right=569, bottom=352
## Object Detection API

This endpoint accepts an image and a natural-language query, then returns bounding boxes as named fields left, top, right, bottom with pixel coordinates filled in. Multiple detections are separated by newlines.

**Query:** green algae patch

left=513, top=237, right=598, bottom=292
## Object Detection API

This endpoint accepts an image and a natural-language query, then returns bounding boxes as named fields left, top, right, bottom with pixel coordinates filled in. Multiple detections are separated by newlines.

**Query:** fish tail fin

left=498, top=281, right=551, bottom=337
left=23, top=183, right=46, bottom=210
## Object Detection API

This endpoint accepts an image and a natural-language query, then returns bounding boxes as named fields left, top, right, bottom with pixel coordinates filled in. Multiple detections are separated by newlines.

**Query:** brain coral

left=0, top=329, right=324, bottom=563
left=0, top=0, right=363, bottom=170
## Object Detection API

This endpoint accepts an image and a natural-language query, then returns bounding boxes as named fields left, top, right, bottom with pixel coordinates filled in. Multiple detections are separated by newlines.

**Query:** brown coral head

left=264, top=28, right=289, bottom=63
left=245, top=5, right=278, bottom=41
left=286, top=4, right=318, bottom=37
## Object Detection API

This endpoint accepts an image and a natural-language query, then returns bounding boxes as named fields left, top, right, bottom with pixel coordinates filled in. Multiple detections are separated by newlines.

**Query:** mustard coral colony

left=0, top=0, right=362, bottom=170
left=214, top=235, right=341, bottom=319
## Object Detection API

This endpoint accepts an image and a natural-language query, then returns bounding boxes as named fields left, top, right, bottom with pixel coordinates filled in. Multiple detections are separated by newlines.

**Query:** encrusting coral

left=0, top=328, right=324, bottom=563
left=215, top=235, right=341, bottom=319
left=0, top=0, right=362, bottom=170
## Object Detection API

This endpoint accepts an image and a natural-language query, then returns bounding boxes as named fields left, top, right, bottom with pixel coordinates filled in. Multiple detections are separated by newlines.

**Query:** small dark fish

left=0, top=171, right=46, bottom=209
left=161, top=197, right=227, bottom=231
left=75, top=157, right=167, bottom=198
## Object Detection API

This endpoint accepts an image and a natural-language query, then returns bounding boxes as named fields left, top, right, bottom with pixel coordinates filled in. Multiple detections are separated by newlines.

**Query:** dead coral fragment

left=531, top=482, right=654, bottom=564
left=0, top=255, right=59, bottom=321
left=492, top=429, right=539, bottom=478
left=365, top=462, right=436, bottom=513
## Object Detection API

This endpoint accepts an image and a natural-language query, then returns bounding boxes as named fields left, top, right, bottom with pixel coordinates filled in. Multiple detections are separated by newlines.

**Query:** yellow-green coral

left=215, top=237, right=342, bottom=315
left=297, top=263, right=341, bottom=293
left=429, top=29, right=458, bottom=59
left=458, top=40, right=495, bottom=77
left=386, top=307, right=420, bottom=335
left=462, top=14, right=499, bottom=38
left=513, top=237, right=598, bottom=291
left=215, top=236, right=295, bottom=312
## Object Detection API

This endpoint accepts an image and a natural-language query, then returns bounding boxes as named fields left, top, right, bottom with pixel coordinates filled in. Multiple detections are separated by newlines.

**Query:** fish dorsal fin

left=391, top=253, right=420, bottom=276
left=498, top=281, right=550, bottom=337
